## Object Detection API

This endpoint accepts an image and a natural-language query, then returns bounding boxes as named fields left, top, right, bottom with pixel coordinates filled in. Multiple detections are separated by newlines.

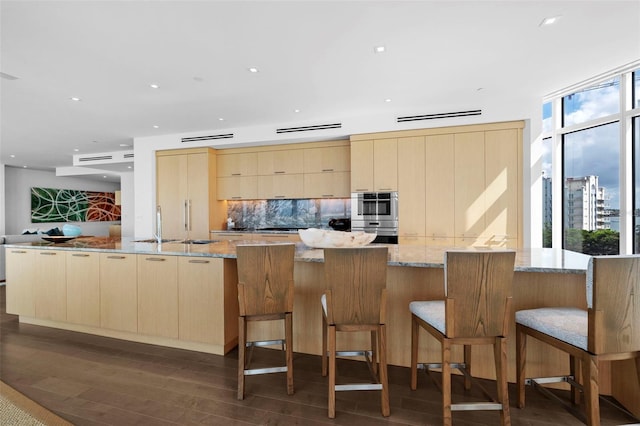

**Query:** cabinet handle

left=274, top=195, right=285, bottom=198
left=107, top=255, right=126, bottom=259
left=322, top=194, right=334, bottom=197
left=72, top=253, right=90, bottom=257
left=274, top=171, right=285, bottom=174
left=231, top=196, right=242, bottom=199
left=354, top=188, right=369, bottom=192
left=231, top=173, right=241, bottom=176
left=378, top=188, right=393, bottom=191
left=145, top=257, right=166, bottom=262
left=39, top=252, right=57, bottom=255
left=11, top=250, right=27, bottom=254
left=321, top=168, right=334, bottom=172
left=188, top=259, right=210, bottom=264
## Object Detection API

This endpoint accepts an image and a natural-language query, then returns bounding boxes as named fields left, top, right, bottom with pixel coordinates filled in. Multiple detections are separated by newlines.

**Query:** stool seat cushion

left=515, top=307, right=587, bottom=351
left=410, top=300, right=445, bottom=335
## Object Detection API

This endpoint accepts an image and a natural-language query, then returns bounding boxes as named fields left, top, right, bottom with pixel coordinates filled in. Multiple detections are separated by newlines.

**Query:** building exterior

left=563, top=175, right=611, bottom=231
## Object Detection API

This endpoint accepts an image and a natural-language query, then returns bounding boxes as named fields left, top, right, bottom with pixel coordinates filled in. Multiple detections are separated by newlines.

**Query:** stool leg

left=442, top=339, right=452, bottom=426
left=285, top=312, right=294, bottom=395
left=371, top=330, right=378, bottom=376
left=494, top=336, right=511, bottom=426
left=410, top=314, right=419, bottom=390
left=463, top=345, right=472, bottom=390
left=570, top=354, right=580, bottom=405
left=328, top=325, right=337, bottom=418
left=582, top=353, right=600, bottom=426
left=321, top=313, right=328, bottom=377
left=379, top=324, right=390, bottom=417
left=515, top=325, right=526, bottom=409
left=238, top=316, right=247, bottom=400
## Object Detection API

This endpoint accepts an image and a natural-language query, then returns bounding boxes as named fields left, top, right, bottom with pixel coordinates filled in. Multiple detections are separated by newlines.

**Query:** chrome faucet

left=155, top=205, right=162, bottom=244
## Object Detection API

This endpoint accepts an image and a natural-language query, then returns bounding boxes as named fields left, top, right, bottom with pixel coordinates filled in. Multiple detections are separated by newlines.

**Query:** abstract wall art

left=31, top=187, right=121, bottom=223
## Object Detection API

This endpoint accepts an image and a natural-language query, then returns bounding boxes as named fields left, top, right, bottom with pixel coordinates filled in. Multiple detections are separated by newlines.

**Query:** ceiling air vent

left=276, top=123, right=342, bottom=134
left=78, top=155, right=113, bottom=162
left=181, top=134, right=234, bottom=143
left=397, top=109, right=481, bottom=123
left=123, top=153, right=134, bottom=159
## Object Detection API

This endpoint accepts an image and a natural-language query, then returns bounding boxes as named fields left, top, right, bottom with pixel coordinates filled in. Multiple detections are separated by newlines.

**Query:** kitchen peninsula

left=4, top=237, right=637, bottom=415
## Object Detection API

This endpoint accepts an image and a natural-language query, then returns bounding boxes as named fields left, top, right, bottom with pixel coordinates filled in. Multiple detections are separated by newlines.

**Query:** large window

left=563, top=78, right=620, bottom=127
left=635, top=116, right=640, bottom=253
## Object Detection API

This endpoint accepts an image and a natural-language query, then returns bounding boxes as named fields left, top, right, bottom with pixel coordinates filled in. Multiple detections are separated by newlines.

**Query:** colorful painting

left=31, top=187, right=121, bottom=223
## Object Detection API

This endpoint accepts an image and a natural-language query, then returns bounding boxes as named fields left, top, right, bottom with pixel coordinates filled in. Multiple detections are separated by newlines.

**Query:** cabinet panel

left=258, top=174, right=304, bottom=199
left=157, top=154, right=189, bottom=238
left=100, top=253, right=137, bottom=332
left=217, top=176, right=258, bottom=200
left=212, top=232, right=253, bottom=241
left=303, top=172, right=350, bottom=198
left=66, top=251, right=100, bottom=327
left=398, top=136, right=426, bottom=238
left=217, top=152, right=257, bottom=177
left=5, top=248, right=35, bottom=316
left=186, top=153, right=211, bottom=239
left=303, top=146, right=350, bottom=173
left=137, top=255, right=179, bottom=338
left=34, top=250, right=67, bottom=321
left=350, top=139, right=374, bottom=192
left=258, top=150, right=304, bottom=175
left=454, top=132, right=486, bottom=239
left=374, top=138, right=398, bottom=191
left=253, top=233, right=301, bottom=242
left=425, top=134, right=455, bottom=238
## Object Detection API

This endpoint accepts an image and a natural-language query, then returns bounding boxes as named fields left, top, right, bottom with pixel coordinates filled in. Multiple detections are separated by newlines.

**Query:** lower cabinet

left=137, top=254, right=179, bottom=339
left=5, top=248, right=35, bottom=316
left=100, top=253, right=138, bottom=333
left=34, top=250, right=66, bottom=321
left=66, top=251, right=100, bottom=327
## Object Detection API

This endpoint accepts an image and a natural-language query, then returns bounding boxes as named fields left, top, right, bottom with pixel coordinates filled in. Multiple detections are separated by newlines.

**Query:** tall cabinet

left=156, top=147, right=225, bottom=239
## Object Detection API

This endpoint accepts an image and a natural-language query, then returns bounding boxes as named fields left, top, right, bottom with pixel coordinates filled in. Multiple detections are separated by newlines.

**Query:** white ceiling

left=1, top=1, right=639, bottom=182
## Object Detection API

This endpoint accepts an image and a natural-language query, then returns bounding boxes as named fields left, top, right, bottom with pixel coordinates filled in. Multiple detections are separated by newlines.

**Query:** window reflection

left=542, top=137, right=552, bottom=247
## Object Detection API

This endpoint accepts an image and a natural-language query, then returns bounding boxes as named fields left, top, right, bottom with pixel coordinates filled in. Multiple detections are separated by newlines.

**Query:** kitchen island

left=4, top=237, right=637, bottom=415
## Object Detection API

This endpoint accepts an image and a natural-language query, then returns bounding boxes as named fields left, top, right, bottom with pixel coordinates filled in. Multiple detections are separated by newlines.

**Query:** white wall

left=134, top=99, right=541, bottom=243
left=4, top=166, right=120, bottom=236
left=0, top=164, right=5, bottom=235
left=119, top=171, right=135, bottom=237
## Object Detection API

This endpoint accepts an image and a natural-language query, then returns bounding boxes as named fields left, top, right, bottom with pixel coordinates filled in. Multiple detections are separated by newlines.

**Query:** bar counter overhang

left=4, top=237, right=637, bottom=417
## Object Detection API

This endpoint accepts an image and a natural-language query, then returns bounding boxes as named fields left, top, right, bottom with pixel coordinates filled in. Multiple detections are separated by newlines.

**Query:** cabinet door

left=186, top=152, right=211, bottom=239
left=253, top=233, right=301, bottom=242
left=5, top=248, right=35, bottom=316
left=66, top=251, right=100, bottom=327
left=303, top=172, right=350, bottom=198
left=350, top=140, right=374, bottom=192
left=212, top=232, right=253, bottom=241
left=398, top=136, right=426, bottom=238
left=303, top=146, right=350, bottom=173
left=258, top=174, right=304, bottom=199
left=374, top=138, right=398, bottom=191
left=137, top=255, right=179, bottom=338
left=157, top=154, right=189, bottom=239
left=425, top=134, right=455, bottom=239
left=454, top=132, right=485, bottom=241
left=217, top=152, right=257, bottom=177
left=100, top=253, right=137, bottom=332
left=258, top=150, right=304, bottom=175
left=34, top=250, right=67, bottom=321
left=217, top=176, right=258, bottom=200
left=484, top=128, right=519, bottom=243
left=178, top=257, right=223, bottom=344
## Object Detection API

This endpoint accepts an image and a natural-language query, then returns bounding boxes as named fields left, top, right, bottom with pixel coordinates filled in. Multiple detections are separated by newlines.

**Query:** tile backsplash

left=227, top=198, right=351, bottom=229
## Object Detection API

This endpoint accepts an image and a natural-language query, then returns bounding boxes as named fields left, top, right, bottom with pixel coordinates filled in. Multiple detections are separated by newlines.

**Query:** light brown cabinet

left=217, top=152, right=257, bottom=177
left=137, top=254, right=179, bottom=339
left=398, top=136, right=426, bottom=240
left=33, top=250, right=66, bottom=321
left=66, top=251, right=100, bottom=327
left=303, top=172, right=350, bottom=198
left=258, top=150, right=304, bottom=175
left=258, top=174, right=304, bottom=199
left=5, top=248, right=35, bottom=316
left=454, top=132, right=486, bottom=244
left=217, top=176, right=258, bottom=200
left=350, top=138, right=397, bottom=192
left=100, top=253, right=137, bottom=332
left=425, top=134, right=455, bottom=243
left=157, top=148, right=220, bottom=239
left=303, top=146, right=350, bottom=173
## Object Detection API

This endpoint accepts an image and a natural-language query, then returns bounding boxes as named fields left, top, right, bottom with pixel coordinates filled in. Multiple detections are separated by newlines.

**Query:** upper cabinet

left=258, top=150, right=304, bottom=175
left=350, top=138, right=397, bottom=192
left=303, top=146, right=350, bottom=173
left=217, top=152, right=257, bottom=177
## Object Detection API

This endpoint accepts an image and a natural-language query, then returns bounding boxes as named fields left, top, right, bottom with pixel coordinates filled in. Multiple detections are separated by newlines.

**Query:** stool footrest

left=452, top=402, right=503, bottom=411
left=419, top=362, right=466, bottom=371
left=335, top=383, right=383, bottom=392
left=246, top=339, right=286, bottom=348
left=244, top=366, right=288, bottom=376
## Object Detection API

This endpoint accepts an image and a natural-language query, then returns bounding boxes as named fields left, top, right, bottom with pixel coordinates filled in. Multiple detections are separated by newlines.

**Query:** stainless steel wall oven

left=351, top=191, right=398, bottom=243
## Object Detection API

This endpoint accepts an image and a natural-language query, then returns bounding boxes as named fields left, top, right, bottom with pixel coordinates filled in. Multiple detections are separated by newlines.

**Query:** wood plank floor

left=0, top=285, right=636, bottom=425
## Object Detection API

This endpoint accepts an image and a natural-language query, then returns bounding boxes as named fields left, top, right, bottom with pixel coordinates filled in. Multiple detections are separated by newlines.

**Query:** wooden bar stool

left=516, top=255, right=640, bottom=425
left=321, top=246, right=390, bottom=418
left=409, top=250, right=515, bottom=426
left=236, top=243, right=295, bottom=400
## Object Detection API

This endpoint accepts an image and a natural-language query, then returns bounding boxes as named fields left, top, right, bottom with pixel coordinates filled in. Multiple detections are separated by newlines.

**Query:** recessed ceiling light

left=74, top=148, right=79, bottom=152
left=127, top=166, right=132, bottom=169
left=10, top=154, right=15, bottom=158
left=248, top=67, right=259, bottom=73
left=374, top=46, right=386, bottom=53
left=218, top=117, right=224, bottom=121
left=540, top=16, right=561, bottom=26
left=385, top=98, right=392, bottom=103
left=119, top=143, right=130, bottom=147
left=23, top=165, right=27, bottom=168
left=149, top=83, right=159, bottom=89
left=103, top=176, right=107, bottom=179
left=70, top=97, right=81, bottom=101
left=294, top=109, right=300, bottom=113
left=153, top=125, right=159, bottom=129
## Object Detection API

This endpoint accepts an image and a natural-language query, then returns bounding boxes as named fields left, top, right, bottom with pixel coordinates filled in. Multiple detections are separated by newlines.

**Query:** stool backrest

left=237, top=244, right=295, bottom=317
left=444, top=250, right=515, bottom=338
left=587, top=255, right=640, bottom=354
left=323, top=246, right=388, bottom=326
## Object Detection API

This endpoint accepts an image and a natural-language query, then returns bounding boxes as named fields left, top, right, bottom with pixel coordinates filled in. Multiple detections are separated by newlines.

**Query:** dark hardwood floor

left=0, top=285, right=636, bottom=425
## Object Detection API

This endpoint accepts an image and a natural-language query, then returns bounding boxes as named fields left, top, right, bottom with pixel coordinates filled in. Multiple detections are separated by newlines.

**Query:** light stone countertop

left=5, top=236, right=590, bottom=274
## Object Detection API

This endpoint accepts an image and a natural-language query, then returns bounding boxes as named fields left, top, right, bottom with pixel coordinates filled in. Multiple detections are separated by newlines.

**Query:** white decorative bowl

left=298, top=228, right=376, bottom=248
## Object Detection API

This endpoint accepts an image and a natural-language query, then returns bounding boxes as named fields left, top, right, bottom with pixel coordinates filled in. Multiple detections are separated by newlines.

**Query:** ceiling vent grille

left=276, top=123, right=342, bottom=134
left=181, top=134, right=234, bottom=143
left=78, top=155, right=113, bottom=162
left=397, top=109, right=481, bottom=123
left=123, top=153, right=134, bottom=159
